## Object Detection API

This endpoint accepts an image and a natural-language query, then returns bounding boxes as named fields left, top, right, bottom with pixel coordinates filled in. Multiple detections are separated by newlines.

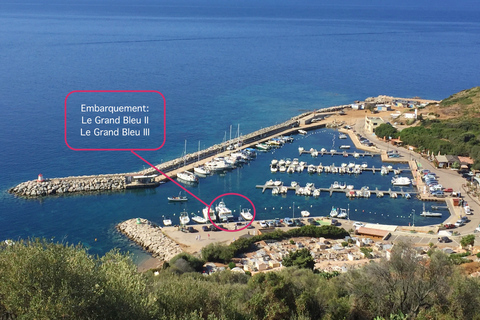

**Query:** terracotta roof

left=457, top=156, right=474, bottom=165
left=356, top=227, right=390, bottom=238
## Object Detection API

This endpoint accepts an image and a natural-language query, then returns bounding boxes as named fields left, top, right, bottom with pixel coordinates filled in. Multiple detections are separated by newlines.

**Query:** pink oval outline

left=207, top=193, right=256, bottom=232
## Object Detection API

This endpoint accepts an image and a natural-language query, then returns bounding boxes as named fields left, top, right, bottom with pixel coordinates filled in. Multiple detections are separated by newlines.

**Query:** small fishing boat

left=301, top=210, right=310, bottom=217
left=329, top=206, right=338, bottom=217
left=337, top=208, right=347, bottom=219
left=168, top=192, right=188, bottom=202
left=240, top=208, right=253, bottom=220
left=179, top=211, right=190, bottom=225
left=191, top=214, right=207, bottom=224
left=163, top=216, right=172, bottom=226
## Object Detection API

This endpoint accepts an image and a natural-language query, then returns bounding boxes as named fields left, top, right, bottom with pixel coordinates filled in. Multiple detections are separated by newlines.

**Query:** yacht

left=391, top=176, right=411, bottom=186
left=177, top=171, right=198, bottom=183
left=163, top=216, right=172, bottom=226
left=179, top=211, right=190, bottom=225
left=191, top=213, right=207, bottom=224
left=216, top=200, right=234, bottom=222
left=240, top=208, right=253, bottom=221
left=203, top=206, right=216, bottom=221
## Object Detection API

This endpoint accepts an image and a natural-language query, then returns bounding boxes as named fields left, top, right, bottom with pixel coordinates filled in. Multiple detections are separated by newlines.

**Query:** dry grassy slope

left=430, top=86, right=480, bottom=118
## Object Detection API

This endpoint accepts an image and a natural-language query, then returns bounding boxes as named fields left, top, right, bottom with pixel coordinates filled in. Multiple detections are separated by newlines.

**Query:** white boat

left=346, top=184, right=354, bottom=190
left=377, top=191, right=384, bottom=198
left=216, top=200, right=234, bottom=222
left=203, top=206, right=216, bottom=221
left=193, top=165, right=210, bottom=175
left=240, top=208, right=253, bottom=220
left=298, top=146, right=304, bottom=153
left=301, top=210, right=310, bottom=217
left=272, top=187, right=280, bottom=195
left=298, top=129, right=307, bottom=135
left=329, top=207, right=338, bottom=217
left=339, top=133, right=348, bottom=139
left=320, top=148, right=327, bottom=153
left=391, top=176, right=411, bottom=186
left=353, top=152, right=360, bottom=158
left=279, top=166, right=286, bottom=173
left=266, top=179, right=275, bottom=186
left=271, top=159, right=278, bottom=165
left=339, top=182, right=347, bottom=189
left=291, top=181, right=298, bottom=187
left=177, top=171, right=198, bottom=183
left=313, top=189, right=320, bottom=197
left=270, top=165, right=278, bottom=173
left=179, top=211, right=190, bottom=225
left=256, top=143, right=270, bottom=150
left=331, top=181, right=340, bottom=189
left=163, top=216, right=172, bottom=226
left=273, top=180, right=282, bottom=186
left=339, top=145, right=351, bottom=149
left=191, top=214, right=207, bottom=224
left=307, top=164, right=316, bottom=173
left=337, top=208, right=347, bottom=219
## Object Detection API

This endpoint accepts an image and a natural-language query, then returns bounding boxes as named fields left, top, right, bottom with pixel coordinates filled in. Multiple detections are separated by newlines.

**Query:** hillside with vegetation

left=2, top=238, right=480, bottom=320
left=374, top=87, right=480, bottom=169
left=437, top=86, right=480, bottom=118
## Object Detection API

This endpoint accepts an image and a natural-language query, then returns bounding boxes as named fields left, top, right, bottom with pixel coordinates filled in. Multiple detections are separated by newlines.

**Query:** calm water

left=1, top=1, right=479, bottom=260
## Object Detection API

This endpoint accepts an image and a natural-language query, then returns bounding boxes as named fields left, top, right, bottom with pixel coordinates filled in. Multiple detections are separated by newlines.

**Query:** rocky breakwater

left=8, top=174, right=126, bottom=197
left=117, top=218, right=183, bottom=261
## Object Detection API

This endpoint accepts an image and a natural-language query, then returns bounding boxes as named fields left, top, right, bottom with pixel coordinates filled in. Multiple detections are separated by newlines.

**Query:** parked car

left=293, top=219, right=303, bottom=227
left=267, top=220, right=275, bottom=228
left=443, top=188, right=453, bottom=193
left=432, top=191, right=445, bottom=197
left=202, top=225, right=210, bottom=232
left=444, top=223, right=455, bottom=229
left=284, top=218, right=294, bottom=226
left=274, top=218, right=282, bottom=227
left=187, top=226, right=198, bottom=233
left=454, top=220, right=465, bottom=227
left=438, top=236, right=451, bottom=243
left=259, top=220, right=267, bottom=228
left=352, top=221, right=364, bottom=228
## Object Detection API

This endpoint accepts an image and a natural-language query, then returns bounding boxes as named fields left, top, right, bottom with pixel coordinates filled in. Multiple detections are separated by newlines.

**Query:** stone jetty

left=117, top=218, right=183, bottom=261
left=9, top=174, right=126, bottom=197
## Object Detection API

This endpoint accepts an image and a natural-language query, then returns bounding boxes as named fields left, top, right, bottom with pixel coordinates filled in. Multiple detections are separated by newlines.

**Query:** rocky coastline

left=117, top=218, right=183, bottom=262
left=8, top=174, right=126, bottom=197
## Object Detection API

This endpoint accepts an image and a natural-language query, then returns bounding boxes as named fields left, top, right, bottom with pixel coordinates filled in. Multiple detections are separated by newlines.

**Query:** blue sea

left=1, top=0, right=479, bottom=261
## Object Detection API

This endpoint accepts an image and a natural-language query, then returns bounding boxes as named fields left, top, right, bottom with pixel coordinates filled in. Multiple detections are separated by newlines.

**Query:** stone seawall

left=117, top=218, right=183, bottom=261
left=9, top=174, right=126, bottom=197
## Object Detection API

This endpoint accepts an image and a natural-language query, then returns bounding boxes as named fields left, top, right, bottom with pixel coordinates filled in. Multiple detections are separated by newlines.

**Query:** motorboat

left=177, top=171, right=198, bottom=183
left=191, top=214, right=207, bottom=224
left=255, top=143, right=270, bottom=151
left=163, top=216, right=172, bottom=226
left=337, top=208, right=347, bottom=219
left=339, top=182, right=347, bottom=189
left=240, top=208, right=253, bottom=220
left=216, top=200, right=234, bottom=222
left=168, top=192, right=188, bottom=202
left=272, top=187, right=280, bottom=195
left=194, top=165, right=210, bottom=175
left=339, top=145, right=351, bottom=149
left=329, top=206, right=338, bottom=217
left=203, top=206, right=216, bottom=221
left=331, top=181, right=340, bottom=189
left=339, top=133, right=348, bottom=139
left=270, top=165, right=278, bottom=173
left=298, top=129, right=307, bottom=135
left=279, top=166, right=286, bottom=173
left=391, top=176, right=411, bottom=186
left=313, top=189, right=320, bottom=197
left=301, top=210, right=310, bottom=217
left=291, top=181, right=298, bottom=188
left=179, top=211, right=190, bottom=225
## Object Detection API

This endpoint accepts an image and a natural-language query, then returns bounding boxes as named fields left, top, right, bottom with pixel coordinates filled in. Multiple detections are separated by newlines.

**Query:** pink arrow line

left=131, top=151, right=209, bottom=207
